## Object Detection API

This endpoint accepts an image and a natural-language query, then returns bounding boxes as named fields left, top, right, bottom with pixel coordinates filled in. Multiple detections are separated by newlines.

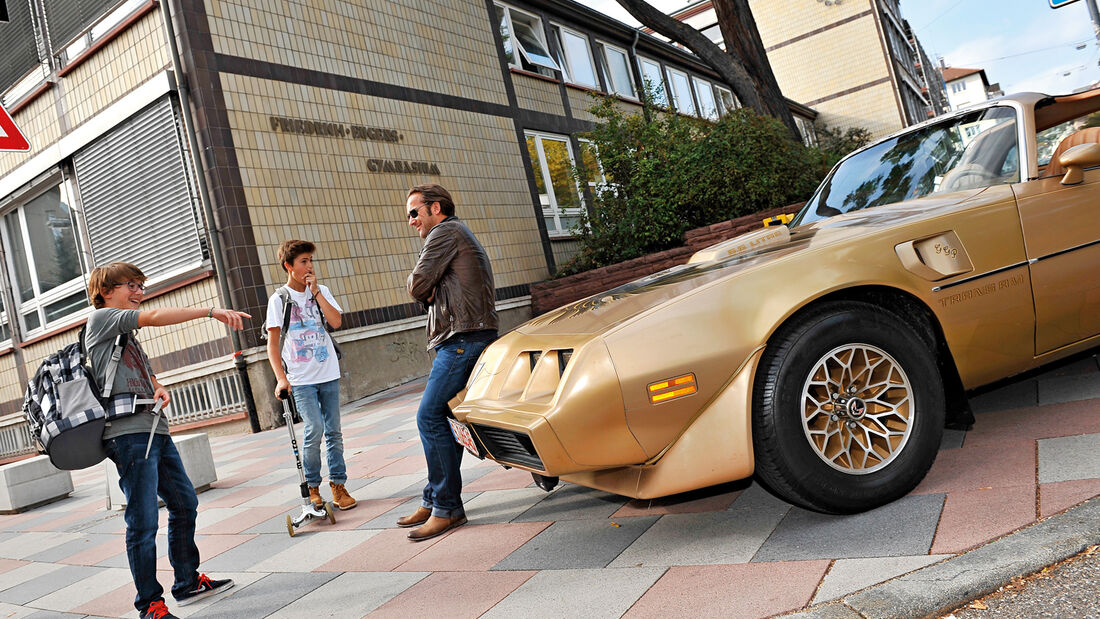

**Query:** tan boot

left=308, top=486, right=323, bottom=509
left=396, top=506, right=432, bottom=528
left=407, top=514, right=467, bottom=542
left=329, top=481, right=357, bottom=510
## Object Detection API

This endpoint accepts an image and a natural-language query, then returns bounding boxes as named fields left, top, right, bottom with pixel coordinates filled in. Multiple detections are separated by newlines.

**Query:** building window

left=637, top=56, right=668, bottom=105
left=951, top=81, right=966, bottom=94
left=525, top=132, right=584, bottom=237
left=0, top=293, right=11, bottom=347
left=716, top=86, right=740, bottom=116
left=577, top=138, right=607, bottom=194
left=0, top=0, right=48, bottom=107
left=1, top=181, right=89, bottom=336
left=48, top=0, right=148, bottom=67
left=667, top=67, right=696, bottom=116
left=600, top=42, right=635, bottom=98
left=794, top=116, right=818, bottom=147
left=692, top=77, right=718, bottom=120
left=552, top=25, right=598, bottom=88
left=495, top=3, right=560, bottom=77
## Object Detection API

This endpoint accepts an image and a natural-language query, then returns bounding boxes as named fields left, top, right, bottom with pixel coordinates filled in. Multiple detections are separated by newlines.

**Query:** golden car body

left=453, top=89, right=1100, bottom=514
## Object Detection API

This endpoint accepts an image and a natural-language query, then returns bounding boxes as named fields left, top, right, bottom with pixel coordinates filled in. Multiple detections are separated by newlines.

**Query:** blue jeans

left=418, top=330, right=496, bottom=519
left=292, top=378, right=346, bottom=487
left=105, top=433, right=200, bottom=612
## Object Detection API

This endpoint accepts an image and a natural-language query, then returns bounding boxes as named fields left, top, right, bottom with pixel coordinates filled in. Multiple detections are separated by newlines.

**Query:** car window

left=795, top=106, right=1018, bottom=225
left=1036, top=110, right=1100, bottom=168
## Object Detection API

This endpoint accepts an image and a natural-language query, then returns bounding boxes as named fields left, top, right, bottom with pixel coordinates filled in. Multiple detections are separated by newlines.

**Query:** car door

left=1013, top=165, right=1100, bottom=354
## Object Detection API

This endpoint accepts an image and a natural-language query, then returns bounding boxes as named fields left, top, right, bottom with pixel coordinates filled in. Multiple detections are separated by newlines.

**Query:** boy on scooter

left=265, top=240, right=356, bottom=511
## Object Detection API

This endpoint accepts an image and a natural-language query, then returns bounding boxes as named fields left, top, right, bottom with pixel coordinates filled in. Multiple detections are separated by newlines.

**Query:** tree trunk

left=613, top=0, right=802, bottom=141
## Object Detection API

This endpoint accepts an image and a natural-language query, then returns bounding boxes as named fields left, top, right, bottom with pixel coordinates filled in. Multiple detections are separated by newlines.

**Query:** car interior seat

left=1045, top=126, right=1100, bottom=177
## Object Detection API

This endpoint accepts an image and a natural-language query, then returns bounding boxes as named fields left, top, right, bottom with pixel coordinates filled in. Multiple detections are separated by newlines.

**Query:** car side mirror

left=1059, top=142, right=1100, bottom=185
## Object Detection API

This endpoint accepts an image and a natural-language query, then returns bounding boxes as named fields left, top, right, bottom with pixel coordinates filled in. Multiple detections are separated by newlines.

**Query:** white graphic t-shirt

left=266, top=284, right=342, bottom=386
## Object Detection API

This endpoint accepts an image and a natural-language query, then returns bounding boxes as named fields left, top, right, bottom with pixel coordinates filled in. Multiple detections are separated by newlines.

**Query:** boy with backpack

left=85, top=262, right=246, bottom=619
left=265, top=239, right=356, bottom=511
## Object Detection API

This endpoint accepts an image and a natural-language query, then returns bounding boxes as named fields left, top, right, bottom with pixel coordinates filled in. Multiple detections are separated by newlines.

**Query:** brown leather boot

left=396, top=506, right=432, bottom=528
left=329, top=482, right=357, bottom=510
left=308, top=486, right=323, bottom=509
left=407, top=514, right=467, bottom=542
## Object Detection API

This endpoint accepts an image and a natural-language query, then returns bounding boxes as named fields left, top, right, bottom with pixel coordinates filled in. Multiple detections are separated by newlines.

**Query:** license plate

left=447, top=417, right=482, bottom=458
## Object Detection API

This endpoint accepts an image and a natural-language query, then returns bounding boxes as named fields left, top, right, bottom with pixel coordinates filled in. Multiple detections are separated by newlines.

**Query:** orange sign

left=0, top=104, right=30, bottom=152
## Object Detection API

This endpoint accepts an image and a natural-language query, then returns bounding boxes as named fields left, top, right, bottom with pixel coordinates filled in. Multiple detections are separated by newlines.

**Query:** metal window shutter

left=74, top=97, right=204, bottom=279
left=0, top=0, right=41, bottom=91
left=43, top=0, right=120, bottom=50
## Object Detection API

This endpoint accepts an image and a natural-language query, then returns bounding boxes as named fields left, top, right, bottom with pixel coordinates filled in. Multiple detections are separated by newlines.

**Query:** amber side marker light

left=648, top=373, right=697, bottom=403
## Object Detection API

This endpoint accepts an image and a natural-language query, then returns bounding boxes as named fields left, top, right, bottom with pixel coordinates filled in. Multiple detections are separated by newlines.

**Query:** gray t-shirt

left=85, top=308, right=166, bottom=440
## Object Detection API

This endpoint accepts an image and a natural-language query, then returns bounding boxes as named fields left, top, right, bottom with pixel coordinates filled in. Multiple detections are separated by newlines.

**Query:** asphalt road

left=944, top=546, right=1100, bottom=618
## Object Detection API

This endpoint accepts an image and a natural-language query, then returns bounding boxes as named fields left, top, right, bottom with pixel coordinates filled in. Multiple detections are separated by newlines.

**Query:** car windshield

left=794, top=106, right=1019, bottom=226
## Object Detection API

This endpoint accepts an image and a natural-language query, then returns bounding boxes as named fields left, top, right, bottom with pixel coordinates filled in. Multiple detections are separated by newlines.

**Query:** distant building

left=942, top=66, right=997, bottom=111
left=666, top=0, right=948, bottom=138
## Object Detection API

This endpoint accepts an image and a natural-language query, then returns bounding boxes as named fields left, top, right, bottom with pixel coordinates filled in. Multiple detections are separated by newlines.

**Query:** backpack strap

left=100, top=333, right=128, bottom=399
left=310, top=288, right=343, bottom=360
left=276, top=287, right=293, bottom=373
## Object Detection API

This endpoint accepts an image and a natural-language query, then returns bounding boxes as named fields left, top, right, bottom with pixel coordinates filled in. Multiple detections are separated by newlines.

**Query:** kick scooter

left=279, top=390, right=335, bottom=536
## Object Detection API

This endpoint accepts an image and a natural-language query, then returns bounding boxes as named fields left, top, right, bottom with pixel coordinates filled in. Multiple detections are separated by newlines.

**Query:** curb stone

left=783, top=496, right=1100, bottom=619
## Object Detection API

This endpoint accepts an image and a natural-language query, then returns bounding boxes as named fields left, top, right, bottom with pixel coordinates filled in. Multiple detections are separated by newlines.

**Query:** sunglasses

left=408, top=202, right=434, bottom=220
left=112, top=280, right=146, bottom=292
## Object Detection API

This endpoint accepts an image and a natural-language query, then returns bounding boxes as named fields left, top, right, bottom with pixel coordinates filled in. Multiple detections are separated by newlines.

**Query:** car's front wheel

left=752, top=301, right=944, bottom=514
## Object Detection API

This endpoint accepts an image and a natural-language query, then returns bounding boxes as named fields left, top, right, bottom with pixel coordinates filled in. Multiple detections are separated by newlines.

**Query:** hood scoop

left=687, top=225, right=791, bottom=265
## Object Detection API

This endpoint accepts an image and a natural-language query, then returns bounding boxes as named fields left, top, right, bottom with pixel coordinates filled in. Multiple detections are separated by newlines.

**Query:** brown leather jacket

left=407, top=216, right=498, bottom=349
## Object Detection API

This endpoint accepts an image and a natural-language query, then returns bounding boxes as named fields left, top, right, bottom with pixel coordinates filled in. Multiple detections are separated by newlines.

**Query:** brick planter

left=531, top=203, right=804, bottom=315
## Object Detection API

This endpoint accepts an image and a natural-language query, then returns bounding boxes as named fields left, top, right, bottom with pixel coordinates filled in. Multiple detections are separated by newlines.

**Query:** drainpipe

left=160, top=2, right=261, bottom=433
left=628, top=29, right=652, bottom=123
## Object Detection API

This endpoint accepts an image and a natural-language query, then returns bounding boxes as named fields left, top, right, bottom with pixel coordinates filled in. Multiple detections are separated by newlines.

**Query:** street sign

left=0, top=103, right=30, bottom=152
left=1050, top=0, right=1081, bottom=7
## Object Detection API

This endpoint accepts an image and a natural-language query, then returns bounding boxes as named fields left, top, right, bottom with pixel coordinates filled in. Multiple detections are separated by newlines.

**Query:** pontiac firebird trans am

left=451, top=89, right=1100, bottom=514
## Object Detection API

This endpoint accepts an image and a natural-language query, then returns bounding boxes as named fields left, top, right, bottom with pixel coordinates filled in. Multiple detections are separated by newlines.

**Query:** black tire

left=752, top=301, right=944, bottom=514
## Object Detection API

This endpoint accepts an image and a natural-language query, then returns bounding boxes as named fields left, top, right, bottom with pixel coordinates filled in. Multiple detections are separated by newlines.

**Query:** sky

left=582, top=0, right=1100, bottom=95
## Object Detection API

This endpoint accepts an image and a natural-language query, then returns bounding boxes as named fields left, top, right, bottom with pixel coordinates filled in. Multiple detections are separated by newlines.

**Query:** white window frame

left=525, top=131, right=586, bottom=238
left=577, top=137, right=607, bottom=195
left=666, top=67, right=696, bottom=116
left=599, top=41, right=636, bottom=99
left=715, top=86, right=740, bottom=116
left=495, top=2, right=560, bottom=75
left=1, top=178, right=91, bottom=338
left=57, top=0, right=148, bottom=67
left=692, top=76, right=718, bottom=120
left=637, top=56, right=668, bottom=106
left=552, top=24, right=598, bottom=89
left=0, top=297, right=11, bottom=348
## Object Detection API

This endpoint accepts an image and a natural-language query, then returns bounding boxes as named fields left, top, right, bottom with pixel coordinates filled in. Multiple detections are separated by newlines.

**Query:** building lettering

left=268, top=115, right=439, bottom=174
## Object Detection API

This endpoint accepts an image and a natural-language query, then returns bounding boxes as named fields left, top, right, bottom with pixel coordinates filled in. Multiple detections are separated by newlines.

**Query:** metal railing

left=0, top=369, right=247, bottom=461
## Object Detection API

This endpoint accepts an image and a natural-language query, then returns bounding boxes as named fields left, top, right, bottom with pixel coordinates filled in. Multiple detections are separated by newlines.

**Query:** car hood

left=521, top=188, right=990, bottom=336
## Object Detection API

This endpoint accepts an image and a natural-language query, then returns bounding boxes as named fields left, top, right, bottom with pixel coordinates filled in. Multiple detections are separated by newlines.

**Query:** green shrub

left=559, top=94, right=827, bottom=275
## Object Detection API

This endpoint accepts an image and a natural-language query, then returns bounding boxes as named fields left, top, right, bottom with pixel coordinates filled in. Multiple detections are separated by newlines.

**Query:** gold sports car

left=451, top=89, right=1100, bottom=514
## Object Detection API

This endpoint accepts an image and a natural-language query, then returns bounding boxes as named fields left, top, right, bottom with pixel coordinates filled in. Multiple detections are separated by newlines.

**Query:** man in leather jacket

left=397, top=184, right=498, bottom=541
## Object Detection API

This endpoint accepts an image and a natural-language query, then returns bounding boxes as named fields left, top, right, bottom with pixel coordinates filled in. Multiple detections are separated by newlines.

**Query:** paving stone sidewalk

left=1, top=354, right=1098, bottom=618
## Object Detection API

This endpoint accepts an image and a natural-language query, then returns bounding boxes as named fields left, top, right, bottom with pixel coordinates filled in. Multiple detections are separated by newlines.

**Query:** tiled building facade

left=672, top=0, right=949, bottom=138
left=0, top=0, right=814, bottom=433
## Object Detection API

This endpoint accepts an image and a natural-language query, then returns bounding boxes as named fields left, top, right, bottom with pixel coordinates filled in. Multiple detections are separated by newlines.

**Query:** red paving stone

left=315, top=528, right=445, bottom=572
left=912, top=440, right=1035, bottom=495
left=369, top=570, right=536, bottom=619
left=59, top=538, right=124, bottom=566
left=395, top=522, right=551, bottom=572
left=612, top=487, right=743, bottom=518
left=210, top=471, right=256, bottom=489
left=202, top=485, right=281, bottom=509
left=0, top=558, right=29, bottom=574
left=1039, top=479, right=1100, bottom=517
left=625, top=561, right=830, bottom=618
left=931, top=485, right=1037, bottom=554
left=370, top=456, right=427, bottom=477
left=966, top=399, right=1100, bottom=448
left=0, top=511, right=45, bottom=530
left=325, top=496, right=409, bottom=531
left=345, top=443, right=411, bottom=478
left=196, top=506, right=288, bottom=534
left=462, top=466, right=537, bottom=491
left=69, top=581, right=137, bottom=618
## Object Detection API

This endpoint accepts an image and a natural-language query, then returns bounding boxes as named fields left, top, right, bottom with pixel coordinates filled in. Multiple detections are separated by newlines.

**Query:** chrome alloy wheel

left=800, top=343, right=914, bottom=474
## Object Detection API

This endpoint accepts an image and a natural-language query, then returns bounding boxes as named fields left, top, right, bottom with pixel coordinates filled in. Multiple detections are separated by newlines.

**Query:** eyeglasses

left=408, top=202, right=434, bottom=220
left=112, top=281, right=146, bottom=292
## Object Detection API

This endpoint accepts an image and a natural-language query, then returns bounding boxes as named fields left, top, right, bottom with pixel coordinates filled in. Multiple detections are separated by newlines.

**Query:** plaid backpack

left=22, top=329, right=126, bottom=470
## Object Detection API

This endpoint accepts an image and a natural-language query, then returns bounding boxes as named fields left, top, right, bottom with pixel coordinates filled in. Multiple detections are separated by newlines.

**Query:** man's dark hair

left=408, top=184, right=455, bottom=217
left=277, top=239, right=315, bottom=272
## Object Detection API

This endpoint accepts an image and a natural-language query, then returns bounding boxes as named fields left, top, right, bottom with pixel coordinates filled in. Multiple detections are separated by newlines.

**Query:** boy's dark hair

left=277, top=240, right=315, bottom=272
left=408, top=184, right=455, bottom=217
left=87, top=262, right=146, bottom=309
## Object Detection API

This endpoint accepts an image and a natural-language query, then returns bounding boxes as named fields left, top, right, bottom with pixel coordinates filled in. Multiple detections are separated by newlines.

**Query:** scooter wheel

left=285, top=514, right=295, bottom=537
left=325, top=502, right=336, bottom=524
